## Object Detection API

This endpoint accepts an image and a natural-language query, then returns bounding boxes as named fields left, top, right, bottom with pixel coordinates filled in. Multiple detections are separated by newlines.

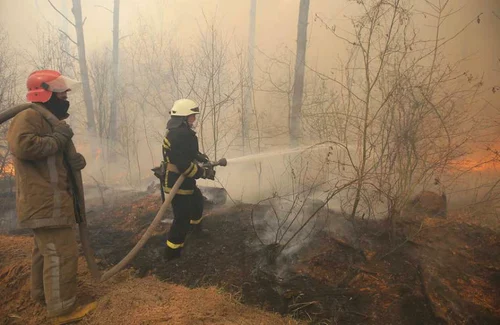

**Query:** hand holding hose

left=53, top=121, right=74, bottom=148
left=200, top=158, right=226, bottom=180
left=202, top=167, right=216, bottom=180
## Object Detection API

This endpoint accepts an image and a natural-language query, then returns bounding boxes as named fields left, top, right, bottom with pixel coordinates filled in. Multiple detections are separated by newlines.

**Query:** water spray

left=103, top=146, right=344, bottom=280
left=225, top=144, right=332, bottom=165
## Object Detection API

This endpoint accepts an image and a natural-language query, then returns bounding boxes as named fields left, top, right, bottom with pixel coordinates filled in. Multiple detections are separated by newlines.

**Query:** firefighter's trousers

left=165, top=187, right=204, bottom=258
left=31, top=226, right=78, bottom=317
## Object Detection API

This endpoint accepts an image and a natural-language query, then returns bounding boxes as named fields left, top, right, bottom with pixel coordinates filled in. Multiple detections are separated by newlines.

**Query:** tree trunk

left=71, top=0, right=96, bottom=139
left=59, top=0, right=72, bottom=75
left=290, top=0, right=309, bottom=147
left=109, top=0, right=120, bottom=143
left=243, top=0, right=256, bottom=154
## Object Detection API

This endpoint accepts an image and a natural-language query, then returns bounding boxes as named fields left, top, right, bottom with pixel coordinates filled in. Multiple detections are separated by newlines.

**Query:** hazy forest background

left=0, top=0, right=499, bottom=230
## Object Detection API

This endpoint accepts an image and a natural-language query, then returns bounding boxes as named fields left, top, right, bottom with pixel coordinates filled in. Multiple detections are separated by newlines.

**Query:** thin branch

left=437, top=13, right=483, bottom=50
left=441, top=4, right=466, bottom=19
left=47, top=0, right=75, bottom=27
left=95, top=5, right=113, bottom=14
left=58, top=29, right=77, bottom=45
left=62, top=48, right=79, bottom=61
left=379, top=220, right=424, bottom=260
left=304, top=63, right=367, bottom=104
left=424, top=0, right=441, bottom=13
left=315, top=14, right=357, bottom=45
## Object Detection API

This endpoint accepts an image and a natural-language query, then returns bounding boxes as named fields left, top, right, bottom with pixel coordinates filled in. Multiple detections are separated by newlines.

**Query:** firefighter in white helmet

left=162, top=99, right=214, bottom=260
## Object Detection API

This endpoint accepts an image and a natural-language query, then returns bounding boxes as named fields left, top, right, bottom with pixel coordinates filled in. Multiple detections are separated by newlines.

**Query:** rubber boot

left=164, top=247, right=182, bottom=262
left=52, top=301, right=97, bottom=325
left=190, top=222, right=209, bottom=237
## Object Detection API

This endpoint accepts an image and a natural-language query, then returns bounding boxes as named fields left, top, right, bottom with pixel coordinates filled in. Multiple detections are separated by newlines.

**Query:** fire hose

left=100, top=158, right=227, bottom=282
left=100, top=174, right=185, bottom=281
left=0, top=104, right=227, bottom=282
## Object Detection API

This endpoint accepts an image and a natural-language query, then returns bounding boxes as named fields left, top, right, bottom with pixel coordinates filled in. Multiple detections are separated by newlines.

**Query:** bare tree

left=88, top=50, right=112, bottom=140
left=0, top=26, right=20, bottom=191
left=290, top=0, right=310, bottom=147
left=26, top=25, right=76, bottom=74
left=242, top=0, right=257, bottom=154
left=310, top=0, right=485, bottom=241
left=48, top=0, right=97, bottom=143
left=71, top=0, right=96, bottom=138
left=109, top=0, right=120, bottom=143
left=493, top=10, right=500, bottom=94
left=192, top=14, right=242, bottom=159
left=125, top=12, right=242, bottom=160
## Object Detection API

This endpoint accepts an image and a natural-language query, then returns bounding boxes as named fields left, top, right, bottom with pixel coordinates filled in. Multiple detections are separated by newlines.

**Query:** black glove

left=53, top=121, right=74, bottom=148
left=196, top=152, right=210, bottom=163
left=152, top=163, right=166, bottom=180
left=203, top=167, right=216, bottom=180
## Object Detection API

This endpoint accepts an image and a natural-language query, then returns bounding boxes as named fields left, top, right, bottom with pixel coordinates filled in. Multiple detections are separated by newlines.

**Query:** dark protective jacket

left=162, top=122, right=204, bottom=195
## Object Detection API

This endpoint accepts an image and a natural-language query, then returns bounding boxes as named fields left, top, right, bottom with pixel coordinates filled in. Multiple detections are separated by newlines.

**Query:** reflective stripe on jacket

left=162, top=123, right=204, bottom=195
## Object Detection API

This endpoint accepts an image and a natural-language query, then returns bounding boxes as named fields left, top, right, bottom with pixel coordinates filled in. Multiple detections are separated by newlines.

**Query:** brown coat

left=7, top=104, right=75, bottom=229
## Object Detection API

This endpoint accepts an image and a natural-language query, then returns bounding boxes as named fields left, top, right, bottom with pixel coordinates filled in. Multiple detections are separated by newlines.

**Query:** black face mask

left=43, top=93, right=70, bottom=120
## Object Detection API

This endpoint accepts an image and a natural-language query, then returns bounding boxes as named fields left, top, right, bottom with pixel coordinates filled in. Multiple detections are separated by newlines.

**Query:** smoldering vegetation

left=0, top=1, right=499, bottom=323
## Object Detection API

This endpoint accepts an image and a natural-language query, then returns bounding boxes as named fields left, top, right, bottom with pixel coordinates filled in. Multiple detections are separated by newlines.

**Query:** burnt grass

left=85, top=192, right=500, bottom=325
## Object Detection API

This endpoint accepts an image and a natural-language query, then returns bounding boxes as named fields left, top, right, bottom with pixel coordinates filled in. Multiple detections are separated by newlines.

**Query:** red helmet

left=26, top=70, right=79, bottom=103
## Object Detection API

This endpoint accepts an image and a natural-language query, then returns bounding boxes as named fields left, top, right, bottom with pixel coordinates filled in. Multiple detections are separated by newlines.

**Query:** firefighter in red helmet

left=7, top=70, right=96, bottom=323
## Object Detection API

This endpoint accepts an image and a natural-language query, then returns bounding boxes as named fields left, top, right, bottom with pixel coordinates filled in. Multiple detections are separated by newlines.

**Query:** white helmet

left=170, top=99, right=200, bottom=117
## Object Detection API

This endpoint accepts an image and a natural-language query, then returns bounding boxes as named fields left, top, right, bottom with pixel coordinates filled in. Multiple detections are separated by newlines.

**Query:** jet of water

left=226, top=144, right=331, bottom=165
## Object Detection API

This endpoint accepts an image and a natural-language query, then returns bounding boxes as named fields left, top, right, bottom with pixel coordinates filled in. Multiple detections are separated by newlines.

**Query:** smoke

left=211, top=145, right=336, bottom=203
left=1, top=0, right=499, bottom=227
left=252, top=195, right=328, bottom=247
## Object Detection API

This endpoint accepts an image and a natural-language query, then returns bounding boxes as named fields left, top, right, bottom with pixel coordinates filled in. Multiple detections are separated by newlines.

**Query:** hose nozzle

left=216, top=158, right=227, bottom=167
left=202, top=158, right=227, bottom=168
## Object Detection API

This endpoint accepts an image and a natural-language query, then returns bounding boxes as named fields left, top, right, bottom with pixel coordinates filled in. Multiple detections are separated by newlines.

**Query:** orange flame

left=450, top=158, right=500, bottom=172
left=1, top=161, right=15, bottom=178
left=96, top=148, right=102, bottom=161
